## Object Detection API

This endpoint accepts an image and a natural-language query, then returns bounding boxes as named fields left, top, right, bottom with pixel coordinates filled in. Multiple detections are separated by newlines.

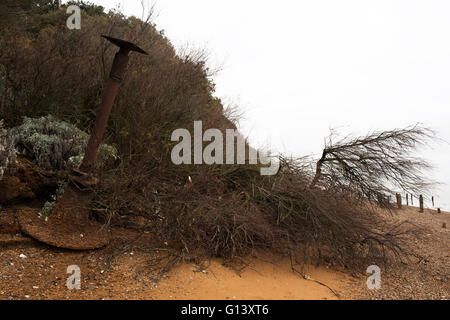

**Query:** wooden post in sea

left=396, top=193, right=402, bottom=209
left=432, top=196, right=434, bottom=207
left=419, top=195, right=424, bottom=213
left=411, top=194, right=413, bottom=206
left=406, top=193, right=409, bottom=206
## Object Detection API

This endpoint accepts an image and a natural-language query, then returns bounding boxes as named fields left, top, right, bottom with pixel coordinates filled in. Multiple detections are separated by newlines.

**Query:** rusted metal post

left=419, top=195, right=424, bottom=213
left=80, top=35, right=148, bottom=173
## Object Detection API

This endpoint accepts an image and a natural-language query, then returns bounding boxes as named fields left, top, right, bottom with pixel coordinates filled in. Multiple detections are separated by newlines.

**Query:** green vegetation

left=13, top=115, right=117, bottom=170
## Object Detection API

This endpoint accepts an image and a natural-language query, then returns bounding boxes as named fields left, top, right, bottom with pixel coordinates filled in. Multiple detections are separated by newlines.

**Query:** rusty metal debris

left=80, top=35, right=148, bottom=173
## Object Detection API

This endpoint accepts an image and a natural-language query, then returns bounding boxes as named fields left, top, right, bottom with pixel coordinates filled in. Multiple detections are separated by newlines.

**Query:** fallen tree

left=310, top=125, right=434, bottom=198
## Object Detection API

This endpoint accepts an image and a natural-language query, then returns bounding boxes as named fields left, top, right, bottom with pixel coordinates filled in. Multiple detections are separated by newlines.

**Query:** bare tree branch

left=310, top=124, right=436, bottom=199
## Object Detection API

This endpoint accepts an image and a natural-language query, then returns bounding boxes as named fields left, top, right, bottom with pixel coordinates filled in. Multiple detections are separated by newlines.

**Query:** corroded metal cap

left=101, top=35, right=148, bottom=55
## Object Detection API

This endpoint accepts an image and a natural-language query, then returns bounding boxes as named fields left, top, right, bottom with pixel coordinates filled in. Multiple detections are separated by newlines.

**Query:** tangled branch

left=310, top=124, right=435, bottom=199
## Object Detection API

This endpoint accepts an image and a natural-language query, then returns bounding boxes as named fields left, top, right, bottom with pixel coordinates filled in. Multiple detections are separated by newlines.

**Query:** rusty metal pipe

left=79, top=36, right=147, bottom=172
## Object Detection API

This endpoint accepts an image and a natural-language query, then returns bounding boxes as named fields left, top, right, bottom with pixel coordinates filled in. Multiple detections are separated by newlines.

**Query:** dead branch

left=310, top=124, right=436, bottom=199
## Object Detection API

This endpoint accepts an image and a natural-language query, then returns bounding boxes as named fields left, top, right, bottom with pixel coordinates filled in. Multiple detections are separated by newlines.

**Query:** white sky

left=70, top=0, right=450, bottom=209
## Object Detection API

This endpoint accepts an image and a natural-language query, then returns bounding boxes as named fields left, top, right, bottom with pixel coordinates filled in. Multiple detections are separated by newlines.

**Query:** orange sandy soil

left=148, top=258, right=354, bottom=300
left=0, top=206, right=448, bottom=300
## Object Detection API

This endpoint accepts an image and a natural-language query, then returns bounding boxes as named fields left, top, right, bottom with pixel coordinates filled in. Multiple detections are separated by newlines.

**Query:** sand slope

left=149, top=258, right=353, bottom=300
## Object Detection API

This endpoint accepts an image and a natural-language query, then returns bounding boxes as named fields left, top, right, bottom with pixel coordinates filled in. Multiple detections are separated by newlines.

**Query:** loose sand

left=148, top=257, right=354, bottom=300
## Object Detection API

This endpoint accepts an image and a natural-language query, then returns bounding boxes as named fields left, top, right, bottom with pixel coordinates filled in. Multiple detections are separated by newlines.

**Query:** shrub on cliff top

left=12, top=115, right=118, bottom=170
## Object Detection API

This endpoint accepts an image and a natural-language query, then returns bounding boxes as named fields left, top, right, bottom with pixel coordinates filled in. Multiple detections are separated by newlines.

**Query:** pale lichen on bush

left=12, top=115, right=118, bottom=170
left=10, top=115, right=117, bottom=217
left=0, top=119, right=16, bottom=180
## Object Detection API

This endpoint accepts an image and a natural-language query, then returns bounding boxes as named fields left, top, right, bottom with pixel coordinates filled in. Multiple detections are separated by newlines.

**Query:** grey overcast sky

left=70, top=0, right=450, bottom=209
